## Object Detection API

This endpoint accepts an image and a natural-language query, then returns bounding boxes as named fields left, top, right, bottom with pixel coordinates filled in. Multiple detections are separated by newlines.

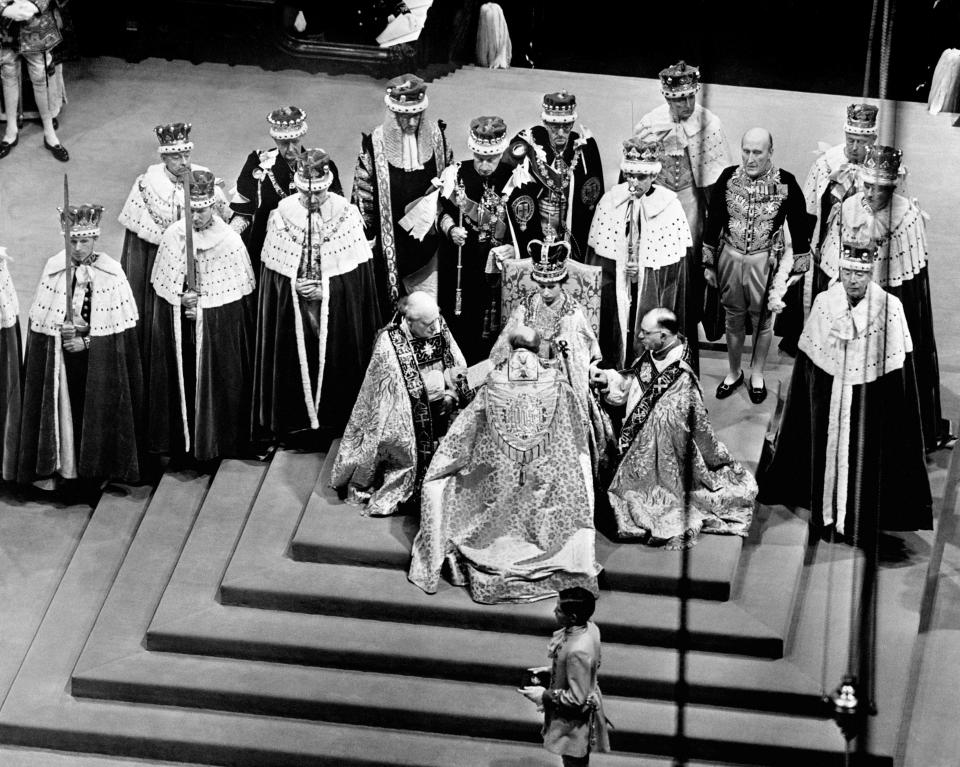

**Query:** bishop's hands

left=296, top=278, right=323, bottom=302
left=181, top=289, right=199, bottom=321
left=1, top=0, right=38, bottom=22
left=703, top=268, right=718, bottom=289
left=589, top=365, right=610, bottom=392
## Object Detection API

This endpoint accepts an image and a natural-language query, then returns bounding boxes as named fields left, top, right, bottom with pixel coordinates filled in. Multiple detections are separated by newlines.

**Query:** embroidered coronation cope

left=489, top=294, right=609, bottom=469
left=331, top=319, right=467, bottom=516
left=604, top=339, right=756, bottom=548
left=408, top=365, right=600, bottom=604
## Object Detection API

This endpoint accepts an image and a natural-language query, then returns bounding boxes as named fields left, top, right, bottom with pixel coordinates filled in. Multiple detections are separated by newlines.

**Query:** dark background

left=69, top=0, right=959, bottom=102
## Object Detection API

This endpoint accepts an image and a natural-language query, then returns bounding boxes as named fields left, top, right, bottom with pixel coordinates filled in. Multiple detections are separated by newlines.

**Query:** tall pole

left=62, top=175, right=74, bottom=324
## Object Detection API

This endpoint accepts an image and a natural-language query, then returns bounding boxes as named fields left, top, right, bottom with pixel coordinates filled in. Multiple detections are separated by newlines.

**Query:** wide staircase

left=0, top=363, right=904, bottom=766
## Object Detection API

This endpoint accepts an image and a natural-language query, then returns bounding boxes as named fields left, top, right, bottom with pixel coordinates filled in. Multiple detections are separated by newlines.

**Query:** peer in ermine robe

left=0, top=247, right=23, bottom=480
left=149, top=171, right=256, bottom=461
left=758, top=246, right=932, bottom=541
left=18, top=205, right=142, bottom=486
left=253, top=148, right=381, bottom=441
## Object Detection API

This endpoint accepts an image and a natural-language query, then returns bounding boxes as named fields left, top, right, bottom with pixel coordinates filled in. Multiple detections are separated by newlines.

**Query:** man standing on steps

left=757, top=243, right=932, bottom=543
left=634, top=60, right=732, bottom=335
left=818, top=144, right=956, bottom=452
left=776, top=102, right=880, bottom=355
left=587, top=135, right=693, bottom=370
left=17, top=203, right=143, bottom=490
left=254, top=148, right=381, bottom=444
left=350, top=74, right=453, bottom=318
left=229, top=105, right=343, bottom=276
left=509, top=90, right=604, bottom=260
left=702, top=127, right=813, bottom=405
left=519, top=587, right=610, bottom=767
left=331, top=291, right=471, bottom=516
left=592, top=307, right=756, bottom=549
left=118, top=123, right=230, bottom=373
left=148, top=170, right=257, bottom=463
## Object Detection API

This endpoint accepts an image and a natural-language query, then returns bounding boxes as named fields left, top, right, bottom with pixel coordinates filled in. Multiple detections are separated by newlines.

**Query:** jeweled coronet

left=155, top=122, right=193, bottom=155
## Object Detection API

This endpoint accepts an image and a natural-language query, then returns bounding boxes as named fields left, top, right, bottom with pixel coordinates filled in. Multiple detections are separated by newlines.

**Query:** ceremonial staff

left=61, top=174, right=74, bottom=327
left=454, top=178, right=466, bottom=316
left=180, top=169, right=197, bottom=292
left=454, top=207, right=464, bottom=316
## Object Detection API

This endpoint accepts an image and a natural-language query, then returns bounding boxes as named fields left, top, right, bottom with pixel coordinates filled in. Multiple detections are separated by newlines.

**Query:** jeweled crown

left=155, top=122, right=193, bottom=154
left=267, top=106, right=308, bottom=140
left=60, top=204, right=104, bottom=237
left=621, top=135, right=663, bottom=175
left=541, top=90, right=577, bottom=124
left=294, top=148, right=334, bottom=192
left=860, top=144, right=902, bottom=186
left=527, top=227, right=571, bottom=284
left=839, top=240, right=878, bottom=272
left=188, top=170, right=217, bottom=208
left=845, top=103, right=878, bottom=135
left=659, top=60, right=700, bottom=98
left=385, top=74, right=429, bottom=114
left=468, top=115, right=508, bottom=156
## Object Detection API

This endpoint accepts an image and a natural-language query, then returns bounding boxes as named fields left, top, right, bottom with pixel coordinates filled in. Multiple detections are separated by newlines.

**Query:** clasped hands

left=181, top=289, right=199, bottom=320
left=296, top=278, right=323, bottom=302
left=60, top=321, right=89, bottom=353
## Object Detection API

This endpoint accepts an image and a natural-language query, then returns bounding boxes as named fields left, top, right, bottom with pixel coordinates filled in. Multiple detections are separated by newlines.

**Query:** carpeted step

left=0, top=747, right=210, bottom=766
left=71, top=651, right=863, bottom=766
left=220, top=557, right=785, bottom=657
left=291, top=443, right=743, bottom=600
left=146, top=605, right=825, bottom=715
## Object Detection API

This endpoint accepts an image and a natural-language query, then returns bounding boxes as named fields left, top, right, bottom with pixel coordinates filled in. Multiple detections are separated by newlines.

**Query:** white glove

left=422, top=370, right=446, bottom=402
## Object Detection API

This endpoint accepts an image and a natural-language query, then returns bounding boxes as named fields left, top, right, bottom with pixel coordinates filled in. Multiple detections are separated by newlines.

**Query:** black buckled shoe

left=0, top=135, right=18, bottom=159
left=43, top=138, right=69, bottom=162
left=748, top=378, right=767, bottom=404
left=716, top=371, right=744, bottom=400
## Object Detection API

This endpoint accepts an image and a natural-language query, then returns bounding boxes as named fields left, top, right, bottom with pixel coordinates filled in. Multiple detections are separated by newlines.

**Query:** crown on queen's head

left=384, top=73, right=429, bottom=114
left=155, top=122, right=194, bottom=154
left=267, top=106, right=308, bottom=140
left=188, top=170, right=218, bottom=208
left=294, top=148, right=334, bottom=193
left=528, top=227, right=571, bottom=283
left=541, top=90, right=577, bottom=124
left=839, top=240, right=878, bottom=273
left=860, top=144, right=902, bottom=186
left=60, top=204, right=105, bottom=238
left=620, top=134, right=663, bottom=175
left=659, top=60, right=701, bottom=98
left=845, top=103, right=879, bottom=135
left=468, top=115, right=508, bottom=156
